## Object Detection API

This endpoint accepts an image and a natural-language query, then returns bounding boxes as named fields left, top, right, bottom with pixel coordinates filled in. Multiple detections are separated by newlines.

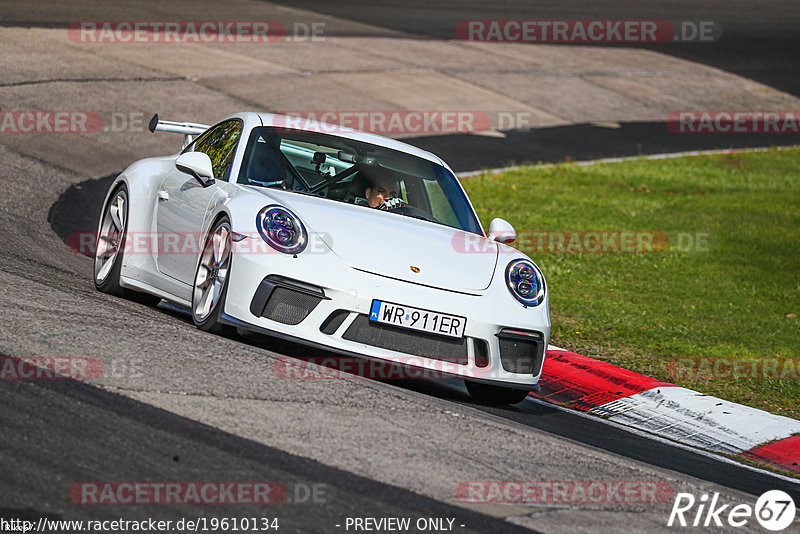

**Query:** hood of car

left=249, top=188, right=498, bottom=293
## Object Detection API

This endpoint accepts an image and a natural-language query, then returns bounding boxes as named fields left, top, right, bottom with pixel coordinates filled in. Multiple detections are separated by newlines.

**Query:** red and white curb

left=535, top=348, right=800, bottom=476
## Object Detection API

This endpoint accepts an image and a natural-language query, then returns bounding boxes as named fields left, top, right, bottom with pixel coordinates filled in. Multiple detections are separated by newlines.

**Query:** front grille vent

left=497, top=330, right=545, bottom=375
left=342, top=315, right=468, bottom=365
left=262, top=286, right=322, bottom=325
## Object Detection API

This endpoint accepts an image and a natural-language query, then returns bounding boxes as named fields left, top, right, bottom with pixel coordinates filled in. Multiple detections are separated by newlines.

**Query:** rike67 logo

left=668, top=490, right=796, bottom=531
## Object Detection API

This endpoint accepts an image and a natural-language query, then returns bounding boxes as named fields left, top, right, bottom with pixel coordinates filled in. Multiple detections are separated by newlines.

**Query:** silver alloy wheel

left=193, top=222, right=232, bottom=323
left=94, top=189, right=127, bottom=284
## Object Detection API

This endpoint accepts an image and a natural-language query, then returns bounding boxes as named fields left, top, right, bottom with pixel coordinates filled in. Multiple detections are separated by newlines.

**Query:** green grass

left=462, top=148, right=800, bottom=419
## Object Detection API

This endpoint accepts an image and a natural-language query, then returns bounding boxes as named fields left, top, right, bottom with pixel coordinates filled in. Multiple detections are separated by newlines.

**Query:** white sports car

left=94, top=112, right=550, bottom=404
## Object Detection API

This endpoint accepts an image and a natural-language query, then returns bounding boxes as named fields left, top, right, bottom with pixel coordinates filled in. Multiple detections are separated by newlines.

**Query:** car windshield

left=236, top=127, right=482, bottom=234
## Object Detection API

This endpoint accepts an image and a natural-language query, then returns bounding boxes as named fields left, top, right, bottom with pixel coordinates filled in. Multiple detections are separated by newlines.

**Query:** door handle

left=158, top=190, right=169, bottom=201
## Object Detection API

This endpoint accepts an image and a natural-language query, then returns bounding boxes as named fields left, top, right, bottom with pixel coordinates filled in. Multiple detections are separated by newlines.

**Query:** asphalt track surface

left=44, top=174, right=800, bottom=513
left=0, top=376, right=535, bottom=533
left=3, top=1, right=800, bottom=532
left=268, top=0, right=800, bottom=98
left=408, top=122, right=800, bottom=173
left=268, top=0, right=800, bottom=170
left=6, top=1, right=800, bottom=171
left=7, top=0, right=798, bottom=97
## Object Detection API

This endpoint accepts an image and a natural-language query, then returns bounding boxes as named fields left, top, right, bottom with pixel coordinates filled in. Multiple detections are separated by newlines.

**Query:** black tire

left=191, top=217, right=233, bottom=335
left=93, top=184, right=160, bottom=306
left=465, top=381, right=530, bottom=405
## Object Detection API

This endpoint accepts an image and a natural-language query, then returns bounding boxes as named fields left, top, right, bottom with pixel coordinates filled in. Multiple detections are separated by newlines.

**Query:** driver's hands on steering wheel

left=378, top=197, right=407, bottom=210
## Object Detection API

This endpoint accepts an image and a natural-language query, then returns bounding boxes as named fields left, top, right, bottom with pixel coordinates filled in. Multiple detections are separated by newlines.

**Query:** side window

left=193, top=120, right=243, bottom=179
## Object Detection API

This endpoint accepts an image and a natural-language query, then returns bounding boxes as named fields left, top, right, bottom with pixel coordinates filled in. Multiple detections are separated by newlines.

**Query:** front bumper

left=223, top=245, right=550, bottom=387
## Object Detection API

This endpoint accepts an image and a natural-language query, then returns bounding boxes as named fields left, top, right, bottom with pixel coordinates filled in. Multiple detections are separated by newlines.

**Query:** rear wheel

left=465, top=381, right=530, bottom=405
left=192, top=217, right=233, bottom=334
left=94, top=185, right=160, bottom=306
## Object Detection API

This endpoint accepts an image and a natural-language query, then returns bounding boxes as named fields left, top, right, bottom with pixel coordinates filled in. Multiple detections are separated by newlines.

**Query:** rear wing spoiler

left=148, top=114, right=209, bottom=149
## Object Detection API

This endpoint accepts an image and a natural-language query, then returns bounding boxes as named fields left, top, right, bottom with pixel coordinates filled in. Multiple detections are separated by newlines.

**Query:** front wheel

left=465, top=381, right=530, bottom=405
left=192, top=217, right=233, bottom=334
left=94, top=184, right=160, bottom=306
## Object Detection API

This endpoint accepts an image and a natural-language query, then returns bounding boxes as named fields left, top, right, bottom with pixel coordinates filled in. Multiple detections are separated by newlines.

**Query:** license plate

left=369, top=300, right=467, bottom=339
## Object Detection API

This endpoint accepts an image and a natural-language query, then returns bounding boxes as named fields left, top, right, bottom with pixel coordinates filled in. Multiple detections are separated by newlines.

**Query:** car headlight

left=505, top=259, right=545, bottom=307
left=256, top=205, right=307, bottom=254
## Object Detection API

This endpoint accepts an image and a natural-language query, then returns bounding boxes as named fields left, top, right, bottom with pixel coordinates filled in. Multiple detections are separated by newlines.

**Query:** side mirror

left=487, top=218, right=517, bottom=244
left=176, top=152, right=215, bottom=187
